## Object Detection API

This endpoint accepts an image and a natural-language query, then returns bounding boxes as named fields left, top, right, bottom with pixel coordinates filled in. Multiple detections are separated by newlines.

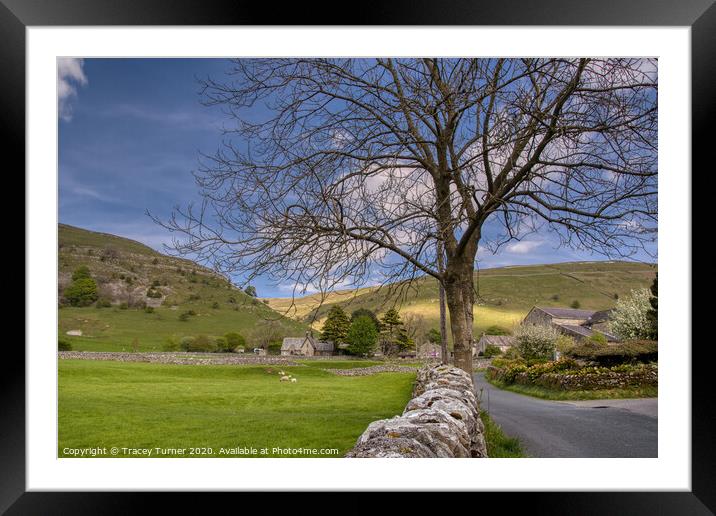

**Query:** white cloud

left=58, top=58, right=88, bottom=121
left=98, top=103, right=220, bottom=131
left=505, top=240, right=543, bottom=254
left=278, top=282, right=319, bottom=295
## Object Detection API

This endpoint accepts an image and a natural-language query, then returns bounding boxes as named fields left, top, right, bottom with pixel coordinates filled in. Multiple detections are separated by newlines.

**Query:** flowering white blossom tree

left=609, top=288, right=653, bottom=340
left=514, top=324, right=560, bottom=360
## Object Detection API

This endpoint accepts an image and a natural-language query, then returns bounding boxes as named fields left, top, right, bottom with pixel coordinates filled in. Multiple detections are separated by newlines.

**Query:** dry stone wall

left=346, top=364, right=488, bottom=458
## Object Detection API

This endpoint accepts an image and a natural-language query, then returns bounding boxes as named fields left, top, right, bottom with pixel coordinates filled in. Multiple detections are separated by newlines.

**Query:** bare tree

left=403, top=312, right=427, bottom=349
left=157, top=58, right=657, bottom=376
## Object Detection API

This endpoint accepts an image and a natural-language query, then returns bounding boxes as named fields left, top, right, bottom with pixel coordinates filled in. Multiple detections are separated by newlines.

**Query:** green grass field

left=58, top=360, right=415, bottom=457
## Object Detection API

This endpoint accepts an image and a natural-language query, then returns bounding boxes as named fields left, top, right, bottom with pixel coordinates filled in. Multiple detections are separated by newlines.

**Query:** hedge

left=487, top=361, right=657, bottom=391
left=566, top=339, right=657, bottom=366
left=527, top=364, right=657, bottom=390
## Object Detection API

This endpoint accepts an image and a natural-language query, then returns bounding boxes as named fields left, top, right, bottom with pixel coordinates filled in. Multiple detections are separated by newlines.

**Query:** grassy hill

left=266, top=261, right=657, bottom=343
left=58, top=224, right=308, bottom=351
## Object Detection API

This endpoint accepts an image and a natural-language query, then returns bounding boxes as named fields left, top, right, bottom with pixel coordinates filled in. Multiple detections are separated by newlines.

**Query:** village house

left=474, top=335, right=515, bottom=356
left=280, top=332, right=335, bottom=357
left=523, top=306, right=620, bottom=342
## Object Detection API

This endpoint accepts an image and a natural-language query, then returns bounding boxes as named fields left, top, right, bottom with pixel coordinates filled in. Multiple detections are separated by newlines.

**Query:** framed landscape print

left=7, top=0, right=712, bottom=511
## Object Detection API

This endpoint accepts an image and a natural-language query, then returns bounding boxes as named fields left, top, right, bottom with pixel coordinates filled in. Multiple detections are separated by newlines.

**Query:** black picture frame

left=6, top=0, right=710, bottom=511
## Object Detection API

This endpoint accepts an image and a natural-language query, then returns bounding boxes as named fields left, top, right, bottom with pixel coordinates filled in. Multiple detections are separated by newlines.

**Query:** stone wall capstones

left=346, top=364, right=488, bottom=458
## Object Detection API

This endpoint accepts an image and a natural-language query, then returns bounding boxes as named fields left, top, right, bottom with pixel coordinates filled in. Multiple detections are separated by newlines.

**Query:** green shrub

left=485, top=325, right=511, bottom=336
left=95, top=298, right=112, bottom=308
left=58, top=338, right=72, bottom=351
left=72, top=265, right=92, bottom=281
left=514, top=324, right=558, bottom=360
left=503, top=347, right=522, bottom=360
left=119, top=302, right=129, bottom=310
left=555, top=334, right=576, bottom=353
left=190, top=335, right=217, bottom=352
left=162, top=336, right=180, bottom=351
left=491, top=357, right=525, bottom=369
left=64, top=277, right=99, bottom=307
left=523, top=358, right=579, bottom=382
left=589, top=332, right=608, bottom=346
left=501, top=364, right=529, bottom=383
left=211, top=301, right=220, bottom=309
left=179, top=336, right=195, bottom=351
left=570, top=300, right=581, bottom=309
left=179, top=310, right=196, bottom=321
left=483, top=344, right=502, bottom=358
left=224, top=332, right=246, bottom=350
left=144, top=306, right=155, bottom=314
left=146, top=288, right=162, bottom=298
left=214, top=337, right=229, bottom=352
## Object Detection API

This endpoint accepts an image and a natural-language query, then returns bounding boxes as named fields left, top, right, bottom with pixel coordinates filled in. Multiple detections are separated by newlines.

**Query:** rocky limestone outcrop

left=345, top=364, right=488, bottom=458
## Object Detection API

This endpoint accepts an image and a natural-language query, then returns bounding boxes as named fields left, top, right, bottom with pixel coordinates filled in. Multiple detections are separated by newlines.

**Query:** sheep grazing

left=290, top=378, right=298, bottom=383
left=280, top=376, right=290, bottom=382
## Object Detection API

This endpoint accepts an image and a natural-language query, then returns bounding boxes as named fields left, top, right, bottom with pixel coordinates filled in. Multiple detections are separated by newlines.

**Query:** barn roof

left=313, top=340, right=335, bottom=351
left=281, top=336, right=334, bottom=351
left=556, top=324, right=620, bottom=342
left=557, top=324, right=595, bottom=338
left=477, top=335, right=515, bottom=347
left=535, top=306, right=596, bottom=320
left=281, top=337, right=305, bottom=351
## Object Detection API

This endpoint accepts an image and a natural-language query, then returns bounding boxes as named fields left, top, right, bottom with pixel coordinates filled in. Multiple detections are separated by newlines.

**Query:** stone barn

left=522, top=306, right=619, bottom=343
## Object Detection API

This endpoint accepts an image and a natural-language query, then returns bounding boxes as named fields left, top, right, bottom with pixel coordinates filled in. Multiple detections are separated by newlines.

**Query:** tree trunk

left=436, top=239, right=449, bottom=365
left=444, top=260, right=475, bottom=376
left=438, top=283, right=448, bottom=364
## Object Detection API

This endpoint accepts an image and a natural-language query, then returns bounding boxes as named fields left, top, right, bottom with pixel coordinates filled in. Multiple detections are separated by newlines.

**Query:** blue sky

left=59, top=58, right=657, bottom=298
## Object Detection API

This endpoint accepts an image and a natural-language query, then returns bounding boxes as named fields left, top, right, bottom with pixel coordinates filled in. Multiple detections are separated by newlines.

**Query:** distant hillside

left=58, top=224, right=308, bottom=351
left=267, top=261, right=657, bottom=342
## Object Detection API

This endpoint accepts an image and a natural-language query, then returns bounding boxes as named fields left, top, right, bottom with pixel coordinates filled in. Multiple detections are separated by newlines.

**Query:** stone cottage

left=280, top=332, right=335, bottom=357
left=474, top=335, right=515, bottom=356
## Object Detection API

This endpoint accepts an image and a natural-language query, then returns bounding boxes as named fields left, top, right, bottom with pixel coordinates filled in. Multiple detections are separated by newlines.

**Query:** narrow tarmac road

left=474, top=373, right=657, bottom=457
